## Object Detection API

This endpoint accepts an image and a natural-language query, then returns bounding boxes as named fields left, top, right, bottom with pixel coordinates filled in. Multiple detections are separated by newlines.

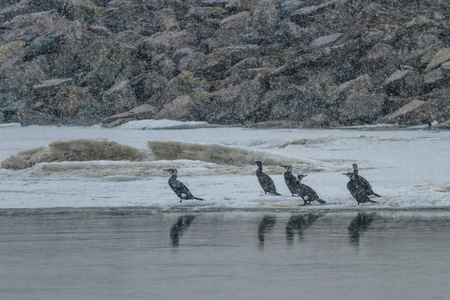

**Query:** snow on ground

left=0, top=121, right=449, bottom=211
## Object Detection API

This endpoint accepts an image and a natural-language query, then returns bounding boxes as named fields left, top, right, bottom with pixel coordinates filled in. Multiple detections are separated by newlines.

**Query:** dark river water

left=0, top=209, right=449, bottom=300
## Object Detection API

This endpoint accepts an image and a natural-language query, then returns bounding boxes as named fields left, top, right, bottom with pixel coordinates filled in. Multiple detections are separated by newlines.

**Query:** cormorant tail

left=372, top=193, right=381, bottom=197
left=317, top=198, right=326, bottom=204
left=193, top=197, right=205, bottom=201
left=273, top=192, right=281, bottom=196
left=368, top=199, right=378, bottom=204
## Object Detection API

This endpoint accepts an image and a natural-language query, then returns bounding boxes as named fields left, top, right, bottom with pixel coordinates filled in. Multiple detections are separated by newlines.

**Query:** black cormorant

left=343, top=172, right=377, bottom=205
left=281, top=165, right=299, bottom=196
left=164, top=169, right=204, bottom=202
left=296, top=175, right=326, bottom=205
left=254, top=161, right=281, bottom=196
left=352, top=164, right=381, bottom=197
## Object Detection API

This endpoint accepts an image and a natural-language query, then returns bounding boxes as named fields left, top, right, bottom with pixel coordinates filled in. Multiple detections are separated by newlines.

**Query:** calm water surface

left=0, top=210, right=449, bottom=300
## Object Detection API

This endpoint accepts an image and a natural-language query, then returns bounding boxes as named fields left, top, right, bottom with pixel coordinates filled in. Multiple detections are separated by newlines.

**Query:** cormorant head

left=297, top=174, right=307, bottom=180
left=164, top=168, right=178, bottom=175
left=254, top=161, right=262, bottom=168
left=281, top=165, right=292, bottom=172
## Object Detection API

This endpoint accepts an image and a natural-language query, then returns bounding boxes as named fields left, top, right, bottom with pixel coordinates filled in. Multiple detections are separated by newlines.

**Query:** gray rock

left=61, top=0, right=100, bottom=24
left=339, top=94, right=386, bottom=124
left=138, top=30, right=197, bottom=55
left=52, top=85, right=96, bottom=120
left=428, top=88, right=450, bottom=123
left=425, top=47, right=450, bottom=72
left=423, top=68, right=446, bottom=92
left=382, top=99, right=427, bottom=125
left=102, top=103, right=158, bottom=126
left=24, top=34, right=61, bottom=61
left=205, top=80, right=261, bottom=124
left=273, top=20, right=314, bottom=45
left=309, top=33, right=343, bottom=48
left=157, top=70, right=202, bottom=108
left=209, top=12, right=255, bottom=50
left=81, top=42, right=136, bottom=95
left=279, top=0, right=306, bottom=18
left=203, top=45, right=262, bottom=80
left=383, top=70, right=424, bottom=96
left=440, top=61, right=450, bottom=78
left=101, top=79, right=138, bottom=116
left=154, top=95, right=197, bottom=120
left=251, top=0, right=278, bottom=36
left=290, top=0, right=339, bottom=26
left=197, top=0, right=235, bottom=8
left=33, top=78, right=73, bottom=99
left=435, top=119, right=450, bottom=129
left=0, top=41, right=26, bottom=64
left=304, top=113, right=329, bottom=128
left=359, top=43, right=397, bottom=84
left=184, top=6, right=227, bottom=22
left=327, top=74, right=374, bottom=105
left=18, top=109, right=62, bottom=126
left=177, top=51, right=207, bottom=74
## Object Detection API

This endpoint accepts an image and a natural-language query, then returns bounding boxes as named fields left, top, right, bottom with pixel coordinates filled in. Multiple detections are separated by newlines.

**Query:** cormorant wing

left=259, top=172, right=276, bottom=191
left=172, top=180, right=194, bottom=199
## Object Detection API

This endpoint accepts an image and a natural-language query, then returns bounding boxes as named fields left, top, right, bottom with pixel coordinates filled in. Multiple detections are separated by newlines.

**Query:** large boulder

left=204, top=79, right=262, bottom=124
left=383, top=70, right=423, bottom=96
left=18, top=109, right=62, bottom=126
left=441, top=61, right=450, bottom=78
left=209, top=12, right=255, bottom=50
left=24, top=34, right=61, bottom=61
left=52, top=85, right=96, bottom=120
left=80, top=42, right=137, bottom=95
left=423, top=68, right=446, bottom=92
left=101, top=79, right=137, bottom=116
left=202, top=45, right=262, bottom=80
left=0, top=41, right=25, bottom=63
left=33, top=78, right=73, bottom=100
left=61, top=0, right=100, bottom=23
left=425, top=47, right=450, bottom=72
left=251, top=0, right=278, bottom=37
left=154, top=95, right=198, bottom=120
left=339, top=94, right=386, bottom=125
left=359, top=43, right=397, bottom=84
left=138, top=30, right=197, bottom=55
left=382, top=99, right=427, bottom=125
left=327, top=74, right=374, bottom=106
left=290, top=0, right=339, bottom=26
left=102, top=103, right=158, bottom=127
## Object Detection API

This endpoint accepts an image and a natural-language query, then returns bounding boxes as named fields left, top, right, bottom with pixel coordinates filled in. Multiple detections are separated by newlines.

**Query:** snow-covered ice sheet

left=0, top=122, right=449, bottom=211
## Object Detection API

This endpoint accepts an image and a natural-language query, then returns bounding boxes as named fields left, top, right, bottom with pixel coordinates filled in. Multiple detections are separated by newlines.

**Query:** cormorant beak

left=164, top=169, right=172, bottom=173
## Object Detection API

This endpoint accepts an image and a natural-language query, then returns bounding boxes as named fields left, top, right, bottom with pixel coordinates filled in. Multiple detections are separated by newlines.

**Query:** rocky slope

left=0, top=0, right=449, bottom=127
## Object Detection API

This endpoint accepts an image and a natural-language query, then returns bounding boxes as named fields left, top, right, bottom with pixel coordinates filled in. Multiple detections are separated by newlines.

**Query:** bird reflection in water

left=257, top=215, right=277, bottom=247
left=285, top=213, right=320, bottom=243
left=348, top=212, right=376, bottom=246
left=170, top=215, right=196, bottom=247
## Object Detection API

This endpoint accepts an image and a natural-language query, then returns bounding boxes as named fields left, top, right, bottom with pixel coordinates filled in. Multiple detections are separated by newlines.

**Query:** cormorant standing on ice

left=296, top=175, right=326, bottom=205
left=281, top=165, right=299, bottom=196
left=352, top=164, right=381, bottom=197
left=164, top=169, right=204, bottom=202
left=343, top=172, right=377, bottom=205
left=254, top=161, right=281, bottom=195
